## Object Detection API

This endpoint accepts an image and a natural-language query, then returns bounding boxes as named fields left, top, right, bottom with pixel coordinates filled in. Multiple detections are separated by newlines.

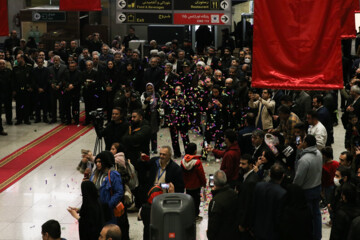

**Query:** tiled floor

left=0, top=104, right=340, bottom=239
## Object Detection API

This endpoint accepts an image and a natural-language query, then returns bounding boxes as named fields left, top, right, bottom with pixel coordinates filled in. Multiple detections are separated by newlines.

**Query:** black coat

left=330, top=203, right=360, bottom=240
left=32, top=67, right=51, bottom=92
left=13, top=64, right=33, bottom=92
left=207, top=186, right=239, bottom=240
left=143, top=66, right=164, bottom=92
left=122, top=120, right=152, bottom=164
left=252, top=182, right=287, bottom=240
left=0, top=68, right=14, bottom=97
left=48, top=64, right=69, bottom=90
left=347, top=216, right=360, bottom=240
left=100, top=119, right=129, bottom=150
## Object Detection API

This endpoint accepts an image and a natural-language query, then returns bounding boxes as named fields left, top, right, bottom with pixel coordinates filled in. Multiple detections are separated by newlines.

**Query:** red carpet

left=0, top=113, right=93, bottom=192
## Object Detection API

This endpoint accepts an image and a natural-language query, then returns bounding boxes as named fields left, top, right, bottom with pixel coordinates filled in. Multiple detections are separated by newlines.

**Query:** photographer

left=98, top=107, right=129, bottom=151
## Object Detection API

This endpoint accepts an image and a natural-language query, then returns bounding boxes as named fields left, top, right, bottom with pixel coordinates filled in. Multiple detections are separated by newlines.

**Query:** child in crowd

left=181, top=142, right=206, bottom=221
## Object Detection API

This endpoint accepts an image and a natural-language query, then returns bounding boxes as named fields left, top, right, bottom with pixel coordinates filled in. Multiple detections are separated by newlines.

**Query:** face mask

left=244, top=58, right=251, bottom=64
left=333, top=177, right=341, bottom=187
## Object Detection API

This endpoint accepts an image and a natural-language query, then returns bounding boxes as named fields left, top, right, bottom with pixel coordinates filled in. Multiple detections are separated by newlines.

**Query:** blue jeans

left=304, top=185, right=322, bottom=240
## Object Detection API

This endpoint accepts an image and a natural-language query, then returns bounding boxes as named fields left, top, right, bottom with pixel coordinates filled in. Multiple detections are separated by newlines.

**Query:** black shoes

left=0, top=131, right=8, bottom=136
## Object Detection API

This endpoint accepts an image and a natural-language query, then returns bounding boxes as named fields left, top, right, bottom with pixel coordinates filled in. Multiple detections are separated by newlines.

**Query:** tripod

left=93, top=136, right=103, bottom=155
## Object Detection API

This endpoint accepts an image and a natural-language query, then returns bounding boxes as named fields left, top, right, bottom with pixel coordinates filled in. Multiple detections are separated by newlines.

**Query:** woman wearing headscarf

left=67, top=181, right=104, bottom=240
left=141, top=83, right=163, bottom=154
left=90, top=151, right=128, bottom=239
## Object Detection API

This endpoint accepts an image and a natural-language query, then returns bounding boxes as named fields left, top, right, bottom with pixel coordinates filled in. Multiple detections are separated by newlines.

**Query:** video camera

left=89, top=108, right=105, bottom=137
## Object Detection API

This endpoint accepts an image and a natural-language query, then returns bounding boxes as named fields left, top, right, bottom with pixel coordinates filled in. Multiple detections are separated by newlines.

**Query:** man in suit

left=138, top=146, right=184, bottom=205
left=238, top=113, right=256, bottom=155
left=48, top=55, right=69, bottom=123
left=251, top=129, right=272, bottom=162
left=203, top=46, right=220, bottom=70
left=238, top=154, right=260, bottom=184
left=82, top=60, right=100, bottom=125
left=143, top=57, right=164, bottom=92
left=252, top=164, right=287, bottom=240
left=346, top=85, right=360, bottom=117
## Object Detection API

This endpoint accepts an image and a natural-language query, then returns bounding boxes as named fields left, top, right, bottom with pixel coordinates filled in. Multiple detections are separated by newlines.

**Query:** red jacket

left=181, top=154, right=207, bottom=189
left=322, top=160, right=339, bottom=188
left=213, top=143, right=241, bottom=181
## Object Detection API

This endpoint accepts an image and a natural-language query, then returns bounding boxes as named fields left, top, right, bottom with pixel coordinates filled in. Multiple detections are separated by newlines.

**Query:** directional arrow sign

left=117, top=13, right=126, bottom=23
left=221, top=14, right=229, bottom=24
left=220, top=1, right=229, bottom=10
left=118, top=0, right=126, bottom=9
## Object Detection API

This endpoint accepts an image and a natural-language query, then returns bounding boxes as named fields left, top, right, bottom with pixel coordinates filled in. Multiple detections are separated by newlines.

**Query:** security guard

left=13, top=54, right=33, bottom=125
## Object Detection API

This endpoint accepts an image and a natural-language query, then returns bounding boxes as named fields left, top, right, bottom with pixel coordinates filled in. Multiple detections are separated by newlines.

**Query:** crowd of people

left=1, top=27, right=360, bottom=240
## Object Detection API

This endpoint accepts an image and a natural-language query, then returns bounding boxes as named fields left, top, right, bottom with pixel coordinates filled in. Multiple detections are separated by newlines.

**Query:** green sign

left=32, top=11, right=66, bottom=22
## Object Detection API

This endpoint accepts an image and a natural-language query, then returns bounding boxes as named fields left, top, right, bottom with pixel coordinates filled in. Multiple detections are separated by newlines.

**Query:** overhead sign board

left=32, top=11, right=66, bottom=22
left=115, top=0, right=231, bottom=25
left=117, top=0, right=172, bottom=10
left=116, top=12, right=173, bottom=24
left=174, top=0, right=230, bottom=11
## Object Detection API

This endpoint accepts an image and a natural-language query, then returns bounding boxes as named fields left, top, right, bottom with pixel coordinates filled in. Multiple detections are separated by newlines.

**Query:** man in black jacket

left=138, top=146, right=184, bottom=205
left=13, top=54, right=33, bottom=125
left=143, top=57, right=164, bottom=92
left=100, top=107, right=129, bottom=150
left=0, top=59, right=13, bottom=127
left=82, top=60, right=100, bottom=125
left=122, top=109, right=152, bottom=168
left=207, top=170, right=239, bottom=240
left=32, top=57, right=51, bottom=123
left=252, top=163, right=287, bottom=240
left=48, top=55, right=69, bottom=123
left=64, top=61, right=81, bottom=124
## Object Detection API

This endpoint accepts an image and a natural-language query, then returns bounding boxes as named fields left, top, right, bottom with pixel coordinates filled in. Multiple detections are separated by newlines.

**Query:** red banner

left=341, top=0, right=358, bottom=39
left=59, top=0, right=102, bottom=11
left=0, top=0, right=9, bottom=36
left=252, top=0, right=343, bottom=90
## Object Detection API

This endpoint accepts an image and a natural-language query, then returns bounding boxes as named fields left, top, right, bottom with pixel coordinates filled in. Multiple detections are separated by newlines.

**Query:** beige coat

left=249, top=98, right=276, bottom=130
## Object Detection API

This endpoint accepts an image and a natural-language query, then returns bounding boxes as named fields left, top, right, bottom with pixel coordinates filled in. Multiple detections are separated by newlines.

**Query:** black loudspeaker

left=150, top=193, right=196, bottom=240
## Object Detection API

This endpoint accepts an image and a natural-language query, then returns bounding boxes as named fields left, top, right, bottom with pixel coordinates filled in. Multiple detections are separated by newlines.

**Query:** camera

left=89, top=108, right=104, bottom=119
left=90, top=108, right=105, bottom=137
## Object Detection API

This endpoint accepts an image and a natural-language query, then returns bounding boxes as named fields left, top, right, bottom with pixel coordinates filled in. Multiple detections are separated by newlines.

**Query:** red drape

left=341, top=0, right=358, bottom=39
left=252, top=0, right=343, bottom=90
left=0, top=0, right=9, bottom=36
left=59, top=0, right=102, bottom=11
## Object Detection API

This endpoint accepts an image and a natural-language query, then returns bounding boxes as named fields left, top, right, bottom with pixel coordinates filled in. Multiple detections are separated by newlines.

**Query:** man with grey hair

left=48, top=55, right=69, bottom=124
left=346, top=84, right=360, bottom=118
left=207, top=170, right=239, bottom=240
left=100, top=44, right=114, bottom=62
left=139, top=145, right=184, bottom=205
left=81, top=59, right=99, bottom=125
